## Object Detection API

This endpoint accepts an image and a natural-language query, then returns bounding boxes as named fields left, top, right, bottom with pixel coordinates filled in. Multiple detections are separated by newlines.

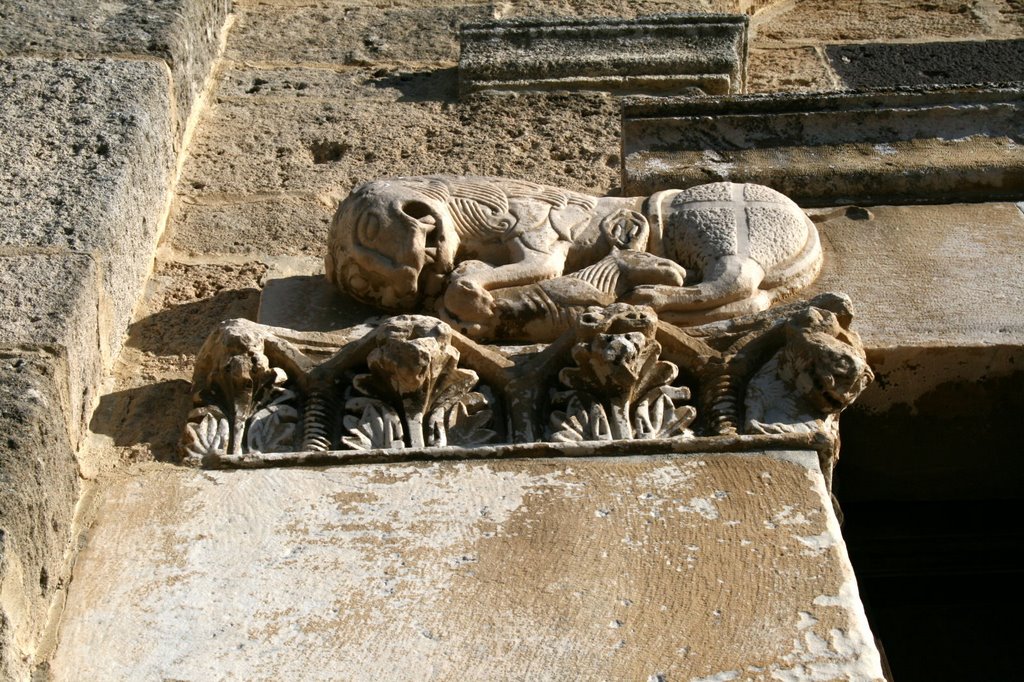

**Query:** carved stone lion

left=744, top=307, right=874, bottom=488
left=327, top=176, right=821, bottom=340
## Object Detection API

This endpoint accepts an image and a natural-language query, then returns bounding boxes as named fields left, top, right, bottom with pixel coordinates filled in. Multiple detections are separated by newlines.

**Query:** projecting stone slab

left=622, top=86, right=1024, bottom=205
left=0, top=352, right=80, bottom=682
left=460, top=14, right=748, bottom=96
left=0, top=0, right=230, bottom=140
left=0, top=253, right=100, bottom=447
left=0, top=57, right=174, bottom=358
left=811, top=202, right=1024, bottom=348
left=50, top=452, right=883, bottom=681
left=827, top=39, right=1024, bottom=89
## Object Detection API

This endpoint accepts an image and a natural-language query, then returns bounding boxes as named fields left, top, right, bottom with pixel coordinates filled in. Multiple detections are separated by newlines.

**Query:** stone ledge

left=48, top=453, right=883, bottom=680
left=459, top=14, right=748, bottom=96
left=0, top=56, right=175, bottom=361
left=0, top=0, right=231, bottom=142
left=621, top=86, right=1024, bottom=205
left=0, top=351, right=80, bottom=682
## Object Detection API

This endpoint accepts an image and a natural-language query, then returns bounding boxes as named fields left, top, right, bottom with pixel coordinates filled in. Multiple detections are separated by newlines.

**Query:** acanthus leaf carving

left=340, top=315, right=498, bottom=450
left=547, top=304, right=696, bottom=442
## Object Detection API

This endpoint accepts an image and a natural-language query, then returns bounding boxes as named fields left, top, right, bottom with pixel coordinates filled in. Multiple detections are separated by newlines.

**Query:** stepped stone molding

left=622, top=85, right=1024, bottom=206
left=459, top=14, right=748, bottom=97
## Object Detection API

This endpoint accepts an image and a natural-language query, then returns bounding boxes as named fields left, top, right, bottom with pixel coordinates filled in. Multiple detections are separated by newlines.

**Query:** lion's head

left=326, top=178, right=459, bottom=311
left=779, top=308, right=874, bottom=414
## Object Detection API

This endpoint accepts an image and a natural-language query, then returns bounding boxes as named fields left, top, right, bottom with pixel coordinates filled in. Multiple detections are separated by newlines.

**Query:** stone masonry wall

left=1, top=0, right=1022, bottom=678
left=0, top=2, right=229, bottom=678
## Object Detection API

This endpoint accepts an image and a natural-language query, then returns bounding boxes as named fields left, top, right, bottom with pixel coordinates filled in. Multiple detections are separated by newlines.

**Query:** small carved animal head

left=327, top=179, right=459, bottom=310
left=779, top=308, right=875, bottom=414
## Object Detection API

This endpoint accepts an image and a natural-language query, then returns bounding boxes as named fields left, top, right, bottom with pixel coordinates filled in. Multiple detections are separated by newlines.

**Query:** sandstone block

left=49, top=453, right=883, bottom=680
left=0, top=352, right=80, bottom=681
left=0, top=253, right=101, bottom=447
left=226, top=4, right=491, bottom=66
left=178, top=91, right=619, bottom=199
left=459, top=14, right=748, bottom=96
left=0, top=57, right=175, bottom=359
left=0, top=0, right=230, bottom=140
left=622, top=86, right=1024, bottom=205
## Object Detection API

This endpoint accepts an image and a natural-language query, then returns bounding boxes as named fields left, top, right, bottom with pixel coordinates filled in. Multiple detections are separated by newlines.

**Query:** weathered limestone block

left=622, top=86, right=1024, bottom=205
left=227, top=4, right=491, bottom=66
left=0, top=253, right=100, bottom=448
left=326, top=176, right=822, bottom=339
left=47, top=453, right=884, bottom=680
left=0, top=57, right=175, bottom=360
left=0, top=353, right=80, bottom=681
left=0, top=0, right=230, bottom=141
left=459, top=14, right=748, bottom=96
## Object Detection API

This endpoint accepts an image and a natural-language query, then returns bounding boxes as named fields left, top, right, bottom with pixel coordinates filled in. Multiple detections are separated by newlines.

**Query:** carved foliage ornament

left=183, top=177, right=872, bottom=491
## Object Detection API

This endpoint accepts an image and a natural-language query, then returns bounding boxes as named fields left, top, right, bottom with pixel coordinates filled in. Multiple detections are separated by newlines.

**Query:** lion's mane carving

left=327, top=176, right=822, bottom=340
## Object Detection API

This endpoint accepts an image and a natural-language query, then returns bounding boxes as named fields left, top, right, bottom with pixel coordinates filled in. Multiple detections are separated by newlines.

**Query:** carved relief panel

left=183, top=177, right=872, bottom=490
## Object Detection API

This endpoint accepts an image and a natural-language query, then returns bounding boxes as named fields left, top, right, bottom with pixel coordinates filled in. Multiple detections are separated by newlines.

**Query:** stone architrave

left=621, top=86, right=1024, bottom=205
left=459, top=14, right=748, bottom=97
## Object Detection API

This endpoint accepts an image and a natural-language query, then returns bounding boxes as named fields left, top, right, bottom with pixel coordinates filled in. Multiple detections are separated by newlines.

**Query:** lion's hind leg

left=624, top=255, right=767, bottom=321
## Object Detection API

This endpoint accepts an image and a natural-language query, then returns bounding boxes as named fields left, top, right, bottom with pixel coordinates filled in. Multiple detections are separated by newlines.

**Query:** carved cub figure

left=327, top=176, right=821, bottom=339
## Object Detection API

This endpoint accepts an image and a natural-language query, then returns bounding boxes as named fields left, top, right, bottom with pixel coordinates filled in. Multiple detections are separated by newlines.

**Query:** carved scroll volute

left=342, top=316, right=496, bottom=449
left=550, top=304, right=696, bottom=442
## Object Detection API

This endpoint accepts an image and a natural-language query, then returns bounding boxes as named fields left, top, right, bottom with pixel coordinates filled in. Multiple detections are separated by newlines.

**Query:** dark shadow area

left=367, top=66, right=459, bottom=103
left=840, top=500, right=1023, bottom=681
left=89, top=379, right=192, bottom=462
left=835, top=364, right=1024, bottom=679
left=827, top=39, right=1024, bottom=89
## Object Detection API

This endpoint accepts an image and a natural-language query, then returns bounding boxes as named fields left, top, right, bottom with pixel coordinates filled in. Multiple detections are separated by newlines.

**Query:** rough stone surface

left=0, top=352, right=80, bottom=682
left=490, top=0, right=768, bottom=19
left=169, top=197, right=333, bottom=258
left=49, top=453, right=883, bottom=680
left=0, top=254, right=100, bottom=447
left=0, top=57, right=175, bottom=360
left=0, top=0, right=230, bottom=141
left=459, top=14, right=748, bottom=96
left=622, top=87, right=1024, bottom=205
left=747, top=46, right=837, bottom=92
left=810, top=202, right=1024, bottom=347
left=180, top=90, right=620, bottom=198
left=751, top=0, right=1020, bottom=42
left=226, top=4, right=492, bottom=66
left=827, top=39, right=1024, bottom=89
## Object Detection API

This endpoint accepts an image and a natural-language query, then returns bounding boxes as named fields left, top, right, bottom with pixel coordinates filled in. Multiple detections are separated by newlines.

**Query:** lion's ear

left=600, top=209, right=650, bottom=251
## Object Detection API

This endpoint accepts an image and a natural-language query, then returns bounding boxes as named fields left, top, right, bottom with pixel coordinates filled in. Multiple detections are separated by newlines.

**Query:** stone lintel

left=49, top=453, right=884, bottom=681
left=621, top=85, right=1024, bottom=205
left=459, top=14, right=748, bottom=97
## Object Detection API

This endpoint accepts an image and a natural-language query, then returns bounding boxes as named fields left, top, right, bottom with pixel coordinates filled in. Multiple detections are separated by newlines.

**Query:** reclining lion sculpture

left=327, top=176, right=822, bottom=340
